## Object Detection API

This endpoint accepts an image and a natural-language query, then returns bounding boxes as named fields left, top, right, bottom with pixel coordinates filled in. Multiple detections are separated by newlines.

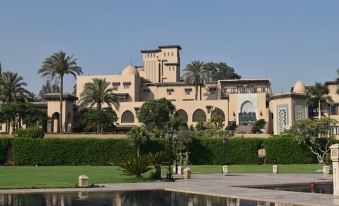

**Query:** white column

left=330, top=144, right=339, bottom=196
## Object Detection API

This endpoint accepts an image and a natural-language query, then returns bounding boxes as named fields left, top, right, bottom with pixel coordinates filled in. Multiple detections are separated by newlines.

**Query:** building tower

left=140, top=45, right=181, bottom=83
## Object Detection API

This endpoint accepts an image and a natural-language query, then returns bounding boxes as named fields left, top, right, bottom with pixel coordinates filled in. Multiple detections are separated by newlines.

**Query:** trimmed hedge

left=189, top=138, right=263, bottom=165
left=0, top=138, right=11, bottom=165
left=12, top=138, right=135, bottom=166
left=16, top=127, right=44, bottom=139
left=265, top=136, right=317, bottom=164
left=4, top=135, right=327, bottom=166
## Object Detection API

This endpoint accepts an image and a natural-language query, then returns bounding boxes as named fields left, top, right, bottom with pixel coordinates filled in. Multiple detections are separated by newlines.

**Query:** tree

left=81, top=108, right=118, bottom=133
left=286, top=117, right=336, bottom=163
left=127, top=126, right=149, bottom=157
left=0, top=103, right=46, bottom=133
left=79, top=78, right=119, bottom=110
left=39, top=80, right=60, bottom=100
left=38, top=51, right=82, bottom=133
left=306, top=82, right=333, bottom=119
left=204, top=62, right=241, bottom=82
left=0, top=71, right=29, bottom=103
left=251, top=119, right=266, bottom=134
left=148, top=152, right=167, bottom=180
left=183, top=60, right=208, bottom=100
left=138, top=98, right=174, bottom=131
left=166, top=115, right=188, bottom=131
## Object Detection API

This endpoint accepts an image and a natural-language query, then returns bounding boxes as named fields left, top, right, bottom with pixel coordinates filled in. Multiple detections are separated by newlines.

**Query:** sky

left=0, top=1, right=338, bottom=94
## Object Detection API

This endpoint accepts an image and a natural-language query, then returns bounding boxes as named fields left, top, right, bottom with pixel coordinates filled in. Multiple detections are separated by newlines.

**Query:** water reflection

left=0, top=190, right=296, bottom=206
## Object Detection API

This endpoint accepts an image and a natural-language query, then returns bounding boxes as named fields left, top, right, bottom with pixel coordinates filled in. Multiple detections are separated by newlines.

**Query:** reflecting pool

left=247, top=182, right=333, bottom=194
left=0, top=190, right=301, bottom=206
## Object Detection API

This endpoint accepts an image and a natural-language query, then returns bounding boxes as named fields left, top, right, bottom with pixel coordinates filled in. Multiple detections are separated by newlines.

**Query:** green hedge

left=189, top=138, right=263, bottom=165
left=264, top=136, right=317, bottom=164
left=6, top=136, right=325, bottom=166
left=0, top=138, right=11, bottom=165
left=12, top=138, right=136, bottom=166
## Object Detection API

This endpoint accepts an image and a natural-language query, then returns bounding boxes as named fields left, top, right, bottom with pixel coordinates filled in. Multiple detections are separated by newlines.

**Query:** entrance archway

left=51, top=112, right=60, bottom=133
left=239, top=101, right=256, bottom=125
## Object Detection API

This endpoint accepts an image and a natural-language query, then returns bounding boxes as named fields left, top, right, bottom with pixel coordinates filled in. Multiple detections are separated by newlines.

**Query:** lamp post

left=173, top=137, right=178, bottom=174
left=166, top=130, right=175, bottom=181
left=223, top=136, right=228, bottom=165
left=222, top=135, right=229, bottom=174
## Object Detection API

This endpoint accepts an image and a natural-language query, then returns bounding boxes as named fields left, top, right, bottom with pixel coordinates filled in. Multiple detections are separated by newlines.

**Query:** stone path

left=0, top=173, right=337, bottom=206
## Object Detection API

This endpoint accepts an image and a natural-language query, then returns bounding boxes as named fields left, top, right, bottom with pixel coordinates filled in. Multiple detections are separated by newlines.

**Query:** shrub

left=265, top=136, right=317, bottom=164
left=0, top=139, right=11, bottom=165
left=251, top=119, right=266, bottom=134
left=118, top=155, right=152, bottom=179
left=16, top=127, right=44, bottom=138
left=12, top=138, right=135, bottom=166
left=189, top=138, right=263, bottom=165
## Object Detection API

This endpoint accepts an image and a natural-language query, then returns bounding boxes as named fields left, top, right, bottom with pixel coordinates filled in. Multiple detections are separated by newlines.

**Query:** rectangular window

left=123, top=82, right=131, bottom=89
left=167, top=89, right=174, bottom=96
left=185, top=88, right=192, bottom=95
left=112, top=82, right=120, bottom=90
left=330, top=106, right=338, bottom=115
left=209, top=87, right=217, bottom=95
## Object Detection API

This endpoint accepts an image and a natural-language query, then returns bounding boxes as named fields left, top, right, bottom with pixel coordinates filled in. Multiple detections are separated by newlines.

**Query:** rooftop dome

left=121, top=65, right=139, bottom=76
left=293, top=81, right=305, bottom=93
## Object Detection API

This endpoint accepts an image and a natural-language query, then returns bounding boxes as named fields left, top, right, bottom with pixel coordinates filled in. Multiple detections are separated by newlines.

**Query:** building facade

left=76, top=45, right=272, bottom=133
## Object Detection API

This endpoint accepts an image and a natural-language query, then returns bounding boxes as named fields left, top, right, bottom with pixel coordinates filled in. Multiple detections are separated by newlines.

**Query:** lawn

left=0, top=164, right=324, bottom=189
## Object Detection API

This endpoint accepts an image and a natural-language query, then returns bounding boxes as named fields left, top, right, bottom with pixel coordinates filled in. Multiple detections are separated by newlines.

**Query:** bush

left=0, top=139, right=11, bottom=165
left=251, top=119, right=266, bottom=134
left=189, top=138, right=263, bottom=165
left=16, top=127, right=44, bottom=139
left=12, top=138, right=135, bottom=166
left=265, top=136, right=317, bottom=164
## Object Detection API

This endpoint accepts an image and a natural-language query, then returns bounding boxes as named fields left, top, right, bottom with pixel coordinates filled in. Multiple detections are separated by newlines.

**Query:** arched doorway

left=239, top=101, right=256, bottom=125
left=51, top=112, right=60, bottom=133
left=192, top=109, right=207, bottom=122
left=175, top=109, right=188, bottom=123
left=121, top=110, right=135, bottom=123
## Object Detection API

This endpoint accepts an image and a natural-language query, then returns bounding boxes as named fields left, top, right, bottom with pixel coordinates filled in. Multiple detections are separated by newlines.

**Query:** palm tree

left=306, top=82, right=333, bottom=119
left=38, top=51, right=82, bottom=133
left=127, top=126, right=149, bottom=157
left=183, top=60, right=208, bottom=100
left=0, top=71, right=29, bottom=103
left=79, top=78, right=119, bottom=110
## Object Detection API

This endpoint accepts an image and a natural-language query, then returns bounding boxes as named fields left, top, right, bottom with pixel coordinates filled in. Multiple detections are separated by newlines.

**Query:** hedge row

left=0, top=136, right=331, bottom=166
left=264, top=136, right=318, bottom=164
left=189, top=138, right=263, bottom=165
left=0, top=138, right=11, bottom=164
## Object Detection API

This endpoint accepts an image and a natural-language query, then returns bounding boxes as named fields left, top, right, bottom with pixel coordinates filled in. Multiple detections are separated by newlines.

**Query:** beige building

left=2, top=45, right=338, bottom=135
left=76, top=45, right=272, bottom=133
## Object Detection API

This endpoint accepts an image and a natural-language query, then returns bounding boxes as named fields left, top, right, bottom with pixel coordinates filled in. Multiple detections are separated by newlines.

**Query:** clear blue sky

left=0, top=1, right=338, bottom=93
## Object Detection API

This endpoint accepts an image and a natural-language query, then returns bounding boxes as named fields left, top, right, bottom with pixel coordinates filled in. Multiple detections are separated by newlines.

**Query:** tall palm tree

left=79, top=78, right=119, bottom=110
left=38, top=51, right=82, bottom=133
left=306, top=82, right=333, bottom=119
left=0, top=71, right=29, bottom=103
left=183, top=60, right=208, bottom=100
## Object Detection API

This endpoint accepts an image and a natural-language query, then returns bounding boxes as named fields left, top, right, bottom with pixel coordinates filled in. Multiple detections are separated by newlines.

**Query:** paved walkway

left=0, top=173, right=337, bottom=206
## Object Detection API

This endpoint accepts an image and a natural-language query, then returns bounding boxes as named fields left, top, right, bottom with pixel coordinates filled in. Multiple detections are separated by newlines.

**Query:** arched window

left=192, top=109, right=206, bottom=122
left=211, top=108, right=225, bottom=122
left=121, top=110, right=134, bottom=123
left=241, top=101, right=255, bottom=113
left=175, top=109, right=188, bottom=122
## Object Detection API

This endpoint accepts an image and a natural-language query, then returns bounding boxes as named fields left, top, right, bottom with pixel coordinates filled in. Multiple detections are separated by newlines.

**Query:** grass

left=0, top=164, right=324, bottom=189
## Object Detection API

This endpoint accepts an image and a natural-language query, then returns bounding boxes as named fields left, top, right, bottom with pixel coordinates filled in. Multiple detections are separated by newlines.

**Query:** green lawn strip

left=190, top=164, right=324, bottom=174
left=0, top=166, right=139, bottom=189
left=0, top=164, right=324, bottom=189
